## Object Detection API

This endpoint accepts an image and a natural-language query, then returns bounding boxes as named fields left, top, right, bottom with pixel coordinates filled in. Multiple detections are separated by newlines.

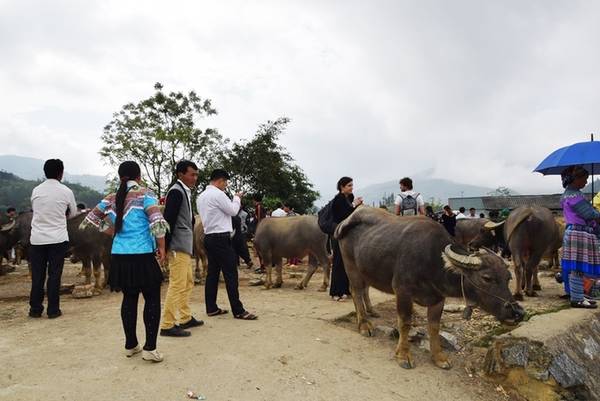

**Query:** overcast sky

left=2, top=0, right=599, bottom=199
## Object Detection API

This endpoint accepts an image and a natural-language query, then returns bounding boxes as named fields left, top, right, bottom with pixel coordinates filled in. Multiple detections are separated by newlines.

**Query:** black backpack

left=399, top=192, right=419, bottom=216
left=318, top=200, right=337, bottom=235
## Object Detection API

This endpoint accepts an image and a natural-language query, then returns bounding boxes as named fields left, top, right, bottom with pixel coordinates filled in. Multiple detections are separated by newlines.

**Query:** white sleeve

left=394, top=195, right=402, bottom=206
left=66, top=188, right=78, bottom=218
left=417, top=194, right=425, bottom=207
left=217, top=192, right=241, bottom=216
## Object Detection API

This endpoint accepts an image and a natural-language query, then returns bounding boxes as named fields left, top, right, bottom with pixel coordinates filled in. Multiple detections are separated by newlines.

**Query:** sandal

left=207, top=308, right=229, bottom=317
left=234, top=311, right=258, bottom=320
left=571, top=300, right=598, bottom=309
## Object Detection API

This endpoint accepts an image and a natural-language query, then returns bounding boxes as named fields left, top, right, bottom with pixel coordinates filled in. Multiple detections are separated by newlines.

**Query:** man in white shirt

left=271, top=204, right=287, bottom=217
left=197, top=169, right=257, bottom=320
left=394, top=177, right=425, bottom=216
left=456, top=207, right=468, bottom=220
left=29, top=159, right=78, bottom=319
left=467, top=208, right=478, bottom=219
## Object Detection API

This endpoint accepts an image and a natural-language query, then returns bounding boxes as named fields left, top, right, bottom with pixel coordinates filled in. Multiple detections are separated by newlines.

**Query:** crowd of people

left=13, top=157, right=600, bottom=363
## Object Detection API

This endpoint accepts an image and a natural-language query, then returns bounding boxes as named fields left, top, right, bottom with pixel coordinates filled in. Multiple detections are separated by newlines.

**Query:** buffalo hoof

left=264, top=283, right=273, bottom=290
left=433, top=353, right=452, bottom=370
left=294, top=284, right=305, bottom=290
left=397, top=354, right=414, bottom=369
left=513, top=293, right=524, bottom=301
left=318, top=285, right=327, bottom=292
left=367, top=310, right=380, bottom=318
left=462, top=306, right=473, bottom=321
left=273, top=282, right=282, bottom=289
left=358, top=321, right=374, bottom=337
left=532, top=284, right=542, bottom=291
left=526, top=290, right=538, bottom=297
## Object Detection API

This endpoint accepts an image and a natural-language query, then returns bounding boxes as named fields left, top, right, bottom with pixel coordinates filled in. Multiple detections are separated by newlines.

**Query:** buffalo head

left=442, top=245, right=524, bottom=324
left=468, top=220, right=505, bottom=251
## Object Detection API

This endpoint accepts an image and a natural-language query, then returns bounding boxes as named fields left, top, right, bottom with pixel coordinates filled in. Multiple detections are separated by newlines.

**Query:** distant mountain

left=0, top=155, right=107, bottom=192
left=0, top=171, right=103, bottom=212
left=357, top=173, right=516, bottom=206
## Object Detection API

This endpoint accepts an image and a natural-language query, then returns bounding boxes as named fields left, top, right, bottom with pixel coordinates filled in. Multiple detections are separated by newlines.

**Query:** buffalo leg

left=364, top=287, right=379, bottom=318
left=512, top=257, right=524, bottom=301
left=92, top=254, right=102, bottom=291
left=274, top=258, right=283, bottom=288
left=532, top=264, right=542, bottom=291
left=319, top=254, right=331, bottom=292
left=297, top=264, right=317, bottom=290
left=525, top=262, right=539, bottom=296
left=428, top=301, right=451, bottom=369
left=394, top=291, right=414, bottom=369
left=350, top=284, right=373, bottom=337
left=82, top=256, right=92, bottom=285
left=263, top=251, right=273, bottom=289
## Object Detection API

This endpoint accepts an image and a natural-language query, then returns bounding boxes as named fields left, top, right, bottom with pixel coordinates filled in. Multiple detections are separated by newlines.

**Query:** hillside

left=357, top=174, right=510, bottom=206
left=0, top=171, right=104, bottom=212
left=0, top=155, right=107, bottom=192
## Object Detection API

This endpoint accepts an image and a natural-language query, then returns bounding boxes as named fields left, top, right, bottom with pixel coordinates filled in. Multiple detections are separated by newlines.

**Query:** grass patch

left=333, top=311, right=356, bottom=323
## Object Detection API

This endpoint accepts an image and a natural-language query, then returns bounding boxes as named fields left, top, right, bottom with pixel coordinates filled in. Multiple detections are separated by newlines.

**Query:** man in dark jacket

left=160, top=160, right=204, bottom=337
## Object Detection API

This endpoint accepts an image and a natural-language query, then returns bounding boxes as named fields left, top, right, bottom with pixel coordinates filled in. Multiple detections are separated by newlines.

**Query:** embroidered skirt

left=561, top=226, right=600, bottom=293
left=108, top=253, right=163, bottom=291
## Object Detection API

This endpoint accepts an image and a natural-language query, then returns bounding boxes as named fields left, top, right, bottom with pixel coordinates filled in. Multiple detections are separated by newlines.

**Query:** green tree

left=487, top=186, right=513, bottom=197
left=218, top=118, right=319, bottom=214
left=100, top=82, right=223, bottom=196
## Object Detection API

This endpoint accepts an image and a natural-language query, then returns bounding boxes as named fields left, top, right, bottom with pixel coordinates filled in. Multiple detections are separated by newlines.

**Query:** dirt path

left=0, top=263, right=509, bottom=401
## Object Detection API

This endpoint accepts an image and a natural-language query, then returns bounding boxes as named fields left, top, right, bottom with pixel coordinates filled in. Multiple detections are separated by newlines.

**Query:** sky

left=1, top=0, right=600, bottom=200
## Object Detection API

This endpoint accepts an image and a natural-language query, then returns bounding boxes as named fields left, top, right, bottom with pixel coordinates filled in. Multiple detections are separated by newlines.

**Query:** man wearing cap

left=196, top=169, right=257, bottom=320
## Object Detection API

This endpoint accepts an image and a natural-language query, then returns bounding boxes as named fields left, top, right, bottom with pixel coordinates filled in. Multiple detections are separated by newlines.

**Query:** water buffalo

left=193, top=218, right=208, bottom=284
left=335, top=207, right=524, bottom=370
left=469, top=206, right=558, bottom=300
left=454, top=218, right=491, bottom=247
left=69, top=214, right=113, bottom=290
left=0, top=219, right=18, bottom=266
left=253, top=215, right=330, bottom=290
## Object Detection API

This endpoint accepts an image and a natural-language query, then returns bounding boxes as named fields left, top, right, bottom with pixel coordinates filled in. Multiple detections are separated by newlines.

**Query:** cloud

left=1, top=0, right=600, bottom=198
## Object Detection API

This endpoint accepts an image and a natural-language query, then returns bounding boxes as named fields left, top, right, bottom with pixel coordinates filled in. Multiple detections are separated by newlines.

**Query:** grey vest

left=167, top=182, right=194, bottom=255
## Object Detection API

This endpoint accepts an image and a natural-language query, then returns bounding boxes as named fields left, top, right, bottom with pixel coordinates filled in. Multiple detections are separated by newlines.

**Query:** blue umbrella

left=534, top=135, right=599, bottom=194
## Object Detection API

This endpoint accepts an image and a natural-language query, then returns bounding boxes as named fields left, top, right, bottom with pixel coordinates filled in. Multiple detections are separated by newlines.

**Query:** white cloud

left=1, top=0, right=600, bottom=198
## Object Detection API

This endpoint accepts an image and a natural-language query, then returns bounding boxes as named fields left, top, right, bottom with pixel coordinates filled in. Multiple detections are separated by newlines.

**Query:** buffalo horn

left=484, top=220, right=505, bottom=230
left=0, top=220, right=15, bottom=232
left=443, top=245, right=482, bottom=270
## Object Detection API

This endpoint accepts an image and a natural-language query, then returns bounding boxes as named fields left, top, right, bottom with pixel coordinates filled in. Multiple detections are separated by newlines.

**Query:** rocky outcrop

left=485, top=309, right=600, bottom=400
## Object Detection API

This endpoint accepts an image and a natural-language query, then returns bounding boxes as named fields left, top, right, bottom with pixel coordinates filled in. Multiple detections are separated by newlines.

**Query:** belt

left=205, top=232, right=231, bottom=238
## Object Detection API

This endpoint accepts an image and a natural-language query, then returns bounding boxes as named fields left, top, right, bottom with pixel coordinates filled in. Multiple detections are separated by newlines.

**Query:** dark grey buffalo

left=454, top=218, right=489, bottom=247
left=335, top=207, right=524, bottom=370
left=253, top=215, right=330, bottom=290
left=468, top=206, right=558, bottom=300
left=0, top=213, right=33, bottom=267
left=70, top=214, right=113, bottom=290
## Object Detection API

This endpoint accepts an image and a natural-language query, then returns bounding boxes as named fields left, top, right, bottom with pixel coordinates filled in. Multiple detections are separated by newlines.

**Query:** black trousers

left=29, top=241, right=69, bottom=316
left=121, top=285, right=161, bottom=351
left=330, top=239, right=351, bottom=297
left=204, top=234, right=245, bottom=316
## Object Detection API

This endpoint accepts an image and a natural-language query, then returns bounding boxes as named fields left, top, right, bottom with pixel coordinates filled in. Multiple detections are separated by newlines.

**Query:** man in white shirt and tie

left=29, top=159, right=78, bottom=319
left=197, top=169, right=257, bottom=320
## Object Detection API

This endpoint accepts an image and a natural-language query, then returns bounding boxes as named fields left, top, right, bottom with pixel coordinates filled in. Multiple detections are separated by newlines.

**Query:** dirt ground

left=0, top=258, right=567, bottom=401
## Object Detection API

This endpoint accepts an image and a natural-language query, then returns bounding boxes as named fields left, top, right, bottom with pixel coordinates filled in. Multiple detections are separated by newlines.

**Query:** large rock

left=484, top=308, right=600, bottom=400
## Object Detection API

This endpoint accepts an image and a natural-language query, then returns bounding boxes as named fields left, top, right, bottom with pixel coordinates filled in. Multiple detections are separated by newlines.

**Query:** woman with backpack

left=330, top=176, right=363, bottom=301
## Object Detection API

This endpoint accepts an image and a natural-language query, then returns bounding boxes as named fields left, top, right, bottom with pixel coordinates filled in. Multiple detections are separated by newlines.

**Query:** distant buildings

left=447, top=194, right=593, bottom=216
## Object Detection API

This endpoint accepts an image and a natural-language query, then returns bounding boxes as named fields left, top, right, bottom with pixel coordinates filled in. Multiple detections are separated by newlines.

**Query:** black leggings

left=121, top=285, right=161, bottom=351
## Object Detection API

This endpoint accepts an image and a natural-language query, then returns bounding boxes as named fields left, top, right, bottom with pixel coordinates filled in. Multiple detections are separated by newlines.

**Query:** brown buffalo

left=335, top=207, right=524, bottom=369
left=469, top=206, right=558, bottom=300
left=253, top=215, right=330, bottom=290
left=193, top=218, right=208, bottom=284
